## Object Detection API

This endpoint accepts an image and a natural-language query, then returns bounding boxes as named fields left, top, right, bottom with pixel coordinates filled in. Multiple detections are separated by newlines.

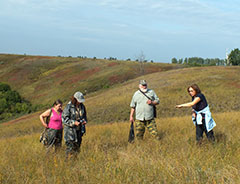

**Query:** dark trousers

left=66, top=130, right=83, bottom=156
left=196, top=118, right=215, bottom=142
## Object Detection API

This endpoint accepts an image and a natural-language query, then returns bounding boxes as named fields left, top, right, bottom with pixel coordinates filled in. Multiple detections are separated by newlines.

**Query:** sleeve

left=130, top=94, right=136, bottom=108
left=152, top=90, right=160, bottom=104
left=83, top=105, right=88, bottom=122
left=62, top=104, right=75, bottom=127
left=196, top=93, right=203, bottom=101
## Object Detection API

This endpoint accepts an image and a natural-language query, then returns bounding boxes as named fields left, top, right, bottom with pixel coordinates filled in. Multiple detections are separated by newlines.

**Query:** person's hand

left=74, top=121, right=80, bottom=126
left=147, top=100, right=152, bottom=105
left=82, top=121, right=87, bottom=125
left=43, top=123, right=48, bottom=128
left=192, top=112, right=196, bottom=118
left=176, top=105, right=182, bottom=108
left=130, top=117, right=134, bottom=123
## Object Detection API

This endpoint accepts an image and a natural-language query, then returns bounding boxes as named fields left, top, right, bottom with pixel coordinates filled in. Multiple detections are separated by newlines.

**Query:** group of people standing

left=131, top=80, right=216, bottom=143
left=40, top=80, right=216, bottom=158
left=40, top=91, right=87, bottom=158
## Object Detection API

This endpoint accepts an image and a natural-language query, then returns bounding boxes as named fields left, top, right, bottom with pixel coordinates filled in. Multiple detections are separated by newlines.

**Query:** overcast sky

left=1, top=0, right=240, bottom=62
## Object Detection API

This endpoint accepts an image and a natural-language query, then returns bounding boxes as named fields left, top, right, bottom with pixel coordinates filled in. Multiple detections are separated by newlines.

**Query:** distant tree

left=171, top=58, right=178, bottom=64
left=108, top=57, right=117, bottom=60
left=198, top=57, right=204, bottom=65
left=205, top=58, right=211, bottom=65
left=228, top=48, right=240, bottom=65
left=184, top=58, right=188, bottom=64
left=179, top=57, right=225, bottom=66
left=150, top=60, right=154, bottom=63
left=136, top=51, right=146, bottom=75
left=188, top=57, right=203, bottom=65
left=178, top=58, right=183, bottom=64
left=93, top=57, right=97, bottom=60
left=126, top=58, right=131, bottom=61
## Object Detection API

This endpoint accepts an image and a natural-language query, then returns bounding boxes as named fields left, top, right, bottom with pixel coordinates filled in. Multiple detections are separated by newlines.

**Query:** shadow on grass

left=157, top=130, right=166, bottom=140
left=186, top=131, right=227, bottom=146
left=214, top=131, right=227, bottom=144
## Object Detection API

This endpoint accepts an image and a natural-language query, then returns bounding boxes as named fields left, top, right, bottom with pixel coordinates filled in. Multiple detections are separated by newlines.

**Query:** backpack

left=39, top=109, right=52, bottom=145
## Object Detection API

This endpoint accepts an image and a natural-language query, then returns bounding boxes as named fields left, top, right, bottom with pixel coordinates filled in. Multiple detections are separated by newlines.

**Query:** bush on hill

left=0, top=82, right=32, bottom=121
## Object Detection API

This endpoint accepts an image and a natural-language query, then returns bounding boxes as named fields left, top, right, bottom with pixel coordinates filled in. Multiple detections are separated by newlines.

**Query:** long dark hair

left=71, top=96, right=78, bottom=106
left=187, top=84, right=201, bottom=94
left=53, top=99, right=63, bottom=107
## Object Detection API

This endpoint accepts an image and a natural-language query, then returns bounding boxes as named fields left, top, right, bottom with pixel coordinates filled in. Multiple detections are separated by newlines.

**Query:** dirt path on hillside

left=2, top=112, right=39, bottom=125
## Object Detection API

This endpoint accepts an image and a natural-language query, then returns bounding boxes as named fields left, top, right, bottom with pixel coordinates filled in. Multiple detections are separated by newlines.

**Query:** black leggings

left=196, top=118, right=215, bottom=142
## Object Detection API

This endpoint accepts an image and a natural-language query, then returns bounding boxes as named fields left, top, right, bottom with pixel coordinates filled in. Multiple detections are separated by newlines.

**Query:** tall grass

left=0, top=111, right=240, bottom=183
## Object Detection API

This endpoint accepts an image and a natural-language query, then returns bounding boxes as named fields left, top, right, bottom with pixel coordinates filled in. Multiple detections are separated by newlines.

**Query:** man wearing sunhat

left=130, top=80, right=160, bottom=140
left=62, top=91, right=87, bottom=158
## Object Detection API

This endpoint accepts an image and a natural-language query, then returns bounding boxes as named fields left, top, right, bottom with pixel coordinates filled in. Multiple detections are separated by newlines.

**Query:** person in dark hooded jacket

left=62, top=91, right=87, bottom=158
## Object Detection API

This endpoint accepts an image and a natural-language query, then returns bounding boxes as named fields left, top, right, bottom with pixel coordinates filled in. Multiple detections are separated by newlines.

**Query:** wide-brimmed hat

left=74, top=91, right=85, bottom=103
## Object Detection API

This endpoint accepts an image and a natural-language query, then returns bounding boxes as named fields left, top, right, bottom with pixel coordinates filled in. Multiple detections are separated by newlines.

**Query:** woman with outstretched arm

left=176, top=84, right=216, bottom=144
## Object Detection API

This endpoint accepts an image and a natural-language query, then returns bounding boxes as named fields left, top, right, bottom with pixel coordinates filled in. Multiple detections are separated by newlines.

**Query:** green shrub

left=0, top=83, right=11, bottom=92
left=0, top=82, right=32, bottom=122
left=0, top=98, right=7, bottom=114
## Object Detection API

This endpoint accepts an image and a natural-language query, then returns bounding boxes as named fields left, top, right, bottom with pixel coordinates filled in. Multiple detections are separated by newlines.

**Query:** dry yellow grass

left=0, top=111, right=240, bottom=184
left=1, top=58, right=240, bottom=183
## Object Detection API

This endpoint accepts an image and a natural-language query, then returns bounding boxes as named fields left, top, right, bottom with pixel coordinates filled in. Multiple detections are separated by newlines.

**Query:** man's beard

left=139, top=87, right=148, bottom=93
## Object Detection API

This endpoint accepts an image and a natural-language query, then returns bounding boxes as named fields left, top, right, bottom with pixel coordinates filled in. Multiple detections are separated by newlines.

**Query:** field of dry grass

left=1, top=55, right=240, bottom=183
left=0, top=111, right=240, bottom=183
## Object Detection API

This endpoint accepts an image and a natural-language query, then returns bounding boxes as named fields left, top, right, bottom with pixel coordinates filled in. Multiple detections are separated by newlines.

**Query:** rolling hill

left=0, top=54, right=183, bottom=107
left=1, top=54, right=240, bottom=125
left=1, top=55, right=240, bottom=183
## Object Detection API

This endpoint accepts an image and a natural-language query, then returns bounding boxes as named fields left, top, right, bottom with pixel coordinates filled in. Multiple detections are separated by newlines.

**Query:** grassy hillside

left=1, top=62, right=240, bottom=125
left=0, top=111, right=240, bottom=183
left=85, top=66, right=240, bottom=124
left=0, top=54, right=183, bottom=107
left=1, top=60, right=240, bottom=183
left=3, top=54, right=240, bottom=124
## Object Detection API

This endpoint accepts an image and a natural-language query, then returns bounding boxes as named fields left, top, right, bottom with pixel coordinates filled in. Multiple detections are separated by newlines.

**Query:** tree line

left=0, top=82, right=32, bottom=121
left=171, top=57, right=226, bottom=66
left=171, top=48, right=240, bottom=66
